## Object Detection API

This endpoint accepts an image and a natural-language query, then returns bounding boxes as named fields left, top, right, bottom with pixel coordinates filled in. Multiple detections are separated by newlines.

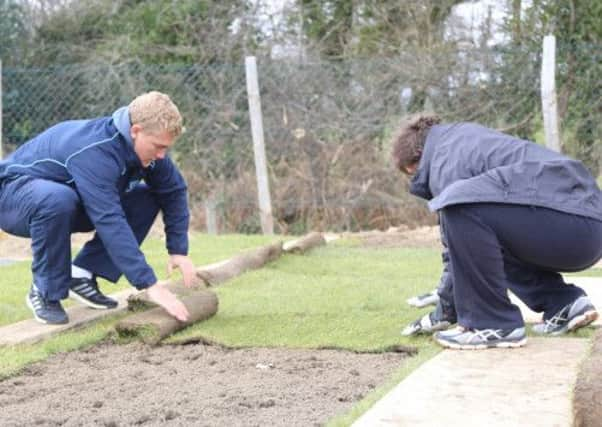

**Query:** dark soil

left=0, top=342, right=408, bottom=427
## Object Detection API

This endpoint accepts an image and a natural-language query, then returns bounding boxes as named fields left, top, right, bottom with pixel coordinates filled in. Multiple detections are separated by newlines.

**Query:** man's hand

left=147, top=282, right=189, bottom=322
left=167, top=254, right=196, bottom=288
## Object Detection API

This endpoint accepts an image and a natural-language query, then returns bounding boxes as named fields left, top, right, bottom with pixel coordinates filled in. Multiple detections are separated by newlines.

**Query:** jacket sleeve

left=66, top=147, right=157, bottom=289
left=145, top=156, right=190, bottom=255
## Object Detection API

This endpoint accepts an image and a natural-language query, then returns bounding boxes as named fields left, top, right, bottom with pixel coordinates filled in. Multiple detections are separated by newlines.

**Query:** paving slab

left=353, top=337, right=589, bottom=427
left=0, top=289, right=138, bottom=346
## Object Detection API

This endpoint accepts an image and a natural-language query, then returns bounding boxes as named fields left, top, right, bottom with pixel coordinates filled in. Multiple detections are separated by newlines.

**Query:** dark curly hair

left=391, top=113, right=441, bottom=173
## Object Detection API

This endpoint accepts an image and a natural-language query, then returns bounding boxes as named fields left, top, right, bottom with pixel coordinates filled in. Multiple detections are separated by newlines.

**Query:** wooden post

left=0, top=59, right=3, bottom=159
left=541, top=34, right=561, bottom=152
left=204, top=195, right=218, bottom=235
left=245, top=56, right=274, bottom=234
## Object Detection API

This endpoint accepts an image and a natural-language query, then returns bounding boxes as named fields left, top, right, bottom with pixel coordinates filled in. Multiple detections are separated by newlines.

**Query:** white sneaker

left=406, top=290, right=439, bottom=308
left=401, top=311, right=454, bottom=336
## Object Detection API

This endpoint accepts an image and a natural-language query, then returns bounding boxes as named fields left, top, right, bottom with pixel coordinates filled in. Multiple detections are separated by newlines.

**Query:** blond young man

left=0, top=92, right=194, bottom=324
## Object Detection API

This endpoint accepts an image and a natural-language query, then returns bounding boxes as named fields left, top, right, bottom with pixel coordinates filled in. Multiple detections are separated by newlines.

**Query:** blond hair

left=129, top=91, right=183, bottom=137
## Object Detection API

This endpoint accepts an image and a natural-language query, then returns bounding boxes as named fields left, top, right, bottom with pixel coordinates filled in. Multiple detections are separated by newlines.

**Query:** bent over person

left=0, top=91, right=194, bottom=324
left=392, top=114, right=602, bottom=349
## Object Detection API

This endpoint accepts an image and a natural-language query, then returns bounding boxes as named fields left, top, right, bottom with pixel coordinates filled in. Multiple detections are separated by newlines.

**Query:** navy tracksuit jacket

left=0, top=107, right=189, bottom=300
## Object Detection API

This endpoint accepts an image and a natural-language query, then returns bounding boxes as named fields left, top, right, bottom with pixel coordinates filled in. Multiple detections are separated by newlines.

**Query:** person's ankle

left=71, top=264, right=92, bottom=280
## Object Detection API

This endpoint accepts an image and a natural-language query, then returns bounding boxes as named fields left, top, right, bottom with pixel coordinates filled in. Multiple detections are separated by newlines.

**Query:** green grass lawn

left=169, top=242, right=443, bottom=350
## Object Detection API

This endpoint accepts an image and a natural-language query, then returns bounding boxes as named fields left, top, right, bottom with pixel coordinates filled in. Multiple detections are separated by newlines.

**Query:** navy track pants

left=0, top=176, right=159, bottom=300
left=439, top=203, right=602, bottom=330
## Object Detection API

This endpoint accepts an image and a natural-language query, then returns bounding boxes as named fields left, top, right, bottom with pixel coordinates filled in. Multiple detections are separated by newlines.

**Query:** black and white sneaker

left=26, top=285, right=68, bottom=324
left=69, top=277, right=118, bottom=309
left=401, top=311, right=454, bottom=336
left=532, top=296, right=598, bottom=335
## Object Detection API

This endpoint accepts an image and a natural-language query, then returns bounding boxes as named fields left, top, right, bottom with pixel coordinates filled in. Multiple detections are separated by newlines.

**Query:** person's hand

left=167, top=254, right=196, bottom=288
left=147, top=282, right=189, bottom=322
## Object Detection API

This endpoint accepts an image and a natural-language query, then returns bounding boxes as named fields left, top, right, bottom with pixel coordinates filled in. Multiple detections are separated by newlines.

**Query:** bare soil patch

left=0, top=231, right=98, bottom=261
left=0, top=219, right=166, bottom=262
left=0, top=231, right=36, bottom=261
left=0, top=342, right=409, bottom=427
left=348, top=225, right=442, bottom=249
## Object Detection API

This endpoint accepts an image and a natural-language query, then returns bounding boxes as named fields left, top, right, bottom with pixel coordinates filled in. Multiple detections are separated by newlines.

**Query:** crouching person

left=0, top=91, right=195, bottom=324
left=392, top=114, right=602, bottom=349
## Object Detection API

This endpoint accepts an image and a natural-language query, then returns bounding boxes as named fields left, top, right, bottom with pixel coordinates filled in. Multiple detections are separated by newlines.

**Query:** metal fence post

left=541, top=34, right=561, bottom=152
left=245, top=56, right=274, bottom=235
left=204, top=195, right=218, bottom=235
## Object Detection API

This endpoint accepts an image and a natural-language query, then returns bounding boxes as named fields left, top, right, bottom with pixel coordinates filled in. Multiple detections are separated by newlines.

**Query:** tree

left=26, top=0, right=260, bottom=66
left=0, top=0, right=29, bottom=64
left=298, top=0, right=353, bottom=59
left=515, top=0, right=602, bottom=174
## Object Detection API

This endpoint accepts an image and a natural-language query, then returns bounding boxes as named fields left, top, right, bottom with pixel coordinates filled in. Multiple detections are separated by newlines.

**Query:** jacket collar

left=112, top=106, right=143, bottom=168
left=112, top=106, right=133, bottom=145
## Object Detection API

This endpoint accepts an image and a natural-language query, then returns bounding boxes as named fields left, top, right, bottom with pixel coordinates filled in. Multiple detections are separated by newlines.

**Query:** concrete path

left=0, top=258, right=28, bottom=266
left=0, top=289, right=138, bottom=346
left=354, top=276, right=600, bottom=427
left=353, top=337, right=587, bottom=427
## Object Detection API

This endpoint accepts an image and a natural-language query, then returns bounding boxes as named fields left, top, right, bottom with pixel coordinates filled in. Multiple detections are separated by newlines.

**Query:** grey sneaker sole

left=435, top=336, right=527, bottom=350
left=567, top=310, right=598, bottom=333
left=69, top=290, right=116, bottom=310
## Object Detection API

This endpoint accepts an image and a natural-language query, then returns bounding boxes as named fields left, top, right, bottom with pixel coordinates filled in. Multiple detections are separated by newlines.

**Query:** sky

left=450, top=0, right=509, bottom=45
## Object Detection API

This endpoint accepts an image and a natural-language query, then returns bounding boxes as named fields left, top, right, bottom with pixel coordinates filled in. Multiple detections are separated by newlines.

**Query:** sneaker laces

left=469, top=328, right=506, bottom=343
left=447, top=327, right=505, bottom=344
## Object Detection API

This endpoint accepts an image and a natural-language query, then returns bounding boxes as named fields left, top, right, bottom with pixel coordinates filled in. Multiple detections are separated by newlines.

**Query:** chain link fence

left=2, top=42, right=601, bottom=233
